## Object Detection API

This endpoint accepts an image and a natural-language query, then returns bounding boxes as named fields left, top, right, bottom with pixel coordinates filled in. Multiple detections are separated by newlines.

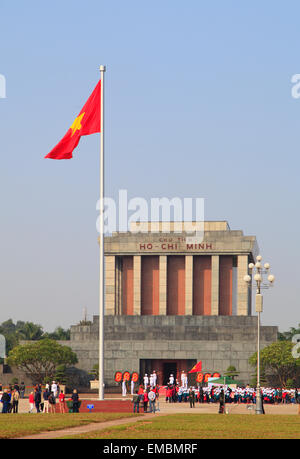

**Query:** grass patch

left=61, top=414, right=300, bottom=440
left=0, top=413, right=139, bottom=439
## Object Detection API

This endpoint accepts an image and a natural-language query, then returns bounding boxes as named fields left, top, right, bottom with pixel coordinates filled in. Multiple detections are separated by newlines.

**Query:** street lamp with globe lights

left=244, top=255, right=275, bottom=415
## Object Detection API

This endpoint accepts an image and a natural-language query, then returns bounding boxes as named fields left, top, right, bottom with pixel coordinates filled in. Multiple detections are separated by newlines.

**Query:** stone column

left=105, top=256, right=116, bottom=315
left=237, top=255, right=249, bottom=316
left=211, top=255, right=219, bottom=315
left=115, top=257, right=122, bottom=315
left=185, top=256, right=193, bottom=315
left=159, top=255, right=167, bottom=315
left=133, top=255, right=141, bottom=315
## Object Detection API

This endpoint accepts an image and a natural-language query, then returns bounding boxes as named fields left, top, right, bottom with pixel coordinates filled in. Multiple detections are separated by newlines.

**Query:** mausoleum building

left=69, top=221, right=277, bottom=386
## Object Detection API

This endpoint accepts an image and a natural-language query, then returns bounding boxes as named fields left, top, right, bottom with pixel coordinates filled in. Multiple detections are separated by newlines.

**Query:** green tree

left=0, top=319, right=19, bottom=354
left=89, top=363, right=99, bottom=380
left=0, top=319, right=44, bottom=354
left=43, top=327, right=70, bottom=341
left=249, top=341, right=300, bottom=387
left=224, top=366, right=239, bottom=379
left=55, top=364, right=68, bottom=384
left=278, top=323, right=300, bottom=341
left=0, top=319, right=16, bottom=334
left=249, top=369, right=268, bottom=387
left=16, top=321, right=44, bottom=341
left=7, top=339, right=77, bottom=384
left=286, top=378, right=294, bottom=389
left=0, top=319, right=72, bottom=357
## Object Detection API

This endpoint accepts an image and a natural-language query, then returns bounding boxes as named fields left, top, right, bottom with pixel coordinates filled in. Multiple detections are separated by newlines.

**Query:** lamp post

left=244, top=255, right=275, bottom=415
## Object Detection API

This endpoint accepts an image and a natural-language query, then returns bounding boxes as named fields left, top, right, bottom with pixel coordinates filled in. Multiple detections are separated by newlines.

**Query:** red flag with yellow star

left=188, top=361, right=202, bottom=373
left=45, top=80, right=101, bottom=159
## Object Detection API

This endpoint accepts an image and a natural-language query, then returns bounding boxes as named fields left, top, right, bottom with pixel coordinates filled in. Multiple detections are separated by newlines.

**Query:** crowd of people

left=163, top=384, right=300, bottom=405
left=0, top=380, right=81, bottom=414
left=132, top=372, right=300, bottom=409
left=165, top=382, right=300, bottom=405
left=132, top=384, right=160, bottom=413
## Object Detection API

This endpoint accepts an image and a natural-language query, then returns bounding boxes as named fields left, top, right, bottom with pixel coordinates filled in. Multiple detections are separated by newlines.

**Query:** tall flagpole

left=99, top=65, right=106, bottom=400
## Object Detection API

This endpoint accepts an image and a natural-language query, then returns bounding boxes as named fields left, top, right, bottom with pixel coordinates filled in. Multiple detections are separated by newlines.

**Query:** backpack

left=148, top=391, right=156, bottom=401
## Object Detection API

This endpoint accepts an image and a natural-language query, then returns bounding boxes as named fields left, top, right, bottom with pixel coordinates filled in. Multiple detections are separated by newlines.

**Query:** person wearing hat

left=122, top=378, right=127, bottom=397
left=181, top=370, right=187, bottom=388
left=143, top=373, right=149, bottom=389
left=149, top=373, right=154, bottom=387
left=51, top=381, right=58, bottom=399
left=152, top=370, right=157, bottom=386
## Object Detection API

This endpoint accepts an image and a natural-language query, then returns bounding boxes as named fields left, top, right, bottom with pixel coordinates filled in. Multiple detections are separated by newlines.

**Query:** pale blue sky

left=0, top=0, right=299, bottom=331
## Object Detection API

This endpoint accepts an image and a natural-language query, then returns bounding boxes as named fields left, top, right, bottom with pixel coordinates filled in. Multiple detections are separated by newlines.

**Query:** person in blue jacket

left=1, top=389, right=11, bottom=413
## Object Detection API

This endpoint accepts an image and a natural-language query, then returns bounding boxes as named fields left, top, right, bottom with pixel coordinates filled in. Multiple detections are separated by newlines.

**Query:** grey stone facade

left=68, top=315, right=278, bottom=386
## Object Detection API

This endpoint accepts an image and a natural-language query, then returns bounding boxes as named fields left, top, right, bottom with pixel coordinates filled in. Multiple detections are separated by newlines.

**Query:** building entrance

left=163, top=362, right=177, bottom=385
left=139, top=359, right=196, bottom=386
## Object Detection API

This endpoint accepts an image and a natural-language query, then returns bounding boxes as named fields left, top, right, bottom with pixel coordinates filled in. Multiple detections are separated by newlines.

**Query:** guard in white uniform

left=149, top=373, right=154, bottom=387
left=152, top=370, right=157, bottom=386
left=181, top=371, right=188, bottom=388
left=130, top=379, right=135, bottom=395
left=144, top=373, right=149, bottom=389
left=122, top=379, right=127, bottom=397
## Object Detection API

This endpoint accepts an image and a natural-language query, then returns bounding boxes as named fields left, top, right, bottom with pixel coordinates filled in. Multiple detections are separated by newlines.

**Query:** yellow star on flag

left=70, top=112, right=85, bottom=137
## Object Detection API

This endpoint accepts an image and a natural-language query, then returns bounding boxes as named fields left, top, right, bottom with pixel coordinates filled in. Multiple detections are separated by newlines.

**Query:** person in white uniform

left=181, top=371, right=188, bottom=388
left=149, top=373, right=154, bottom=387
left=51, top=381, right=58, bottom=398
left=130, top=379, right=135, bottom=395
left=144, top=373, right=149, bottom=389
left=122, top=379, right=127, bottom=397
left=152, top=370, right=157, bottom=386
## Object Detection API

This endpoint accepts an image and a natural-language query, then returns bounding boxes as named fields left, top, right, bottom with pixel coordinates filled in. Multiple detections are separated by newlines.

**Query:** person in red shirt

left=282, top=391, right=287, bottom=404
left=28, top=391, right=34, bottom=413
left=171, top=385, right=176, bottom=403
left=166, top=386, right=172, bottom=403
left=138, top=385, right=144, bottom=395
left=143, top=390, right=149, bottom=412
left=58, top=391, right=66, bottom=413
